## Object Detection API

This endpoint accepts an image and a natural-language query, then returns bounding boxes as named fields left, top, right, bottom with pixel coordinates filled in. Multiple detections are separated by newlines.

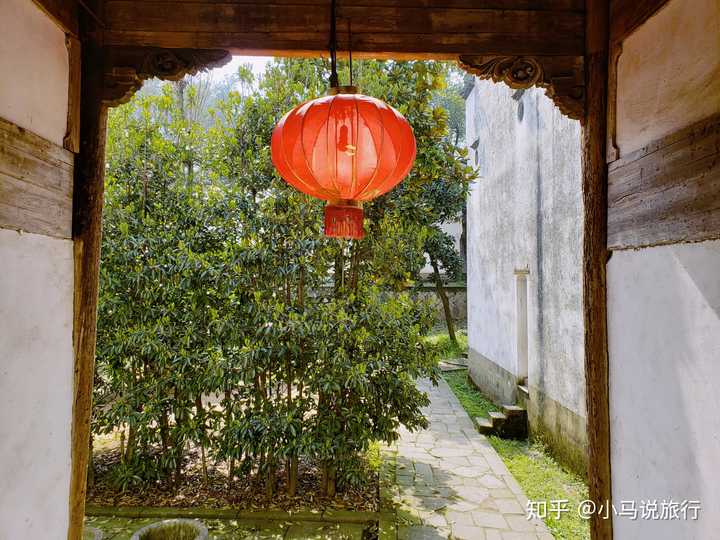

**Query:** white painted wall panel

left=0, top=229, right=74, bottom=540
left=610, top=0, right=720, bottom=537
left=608, top=242, right=720, bottom=539
left=616, top=0, right=720, bottom=155
left=465, top=80, right=585, bottom=415
left=0, top=0, right=69, bottom=146
left=0, top=2, right=73, bottom=538
left=466, top=80, right=532, bottom=378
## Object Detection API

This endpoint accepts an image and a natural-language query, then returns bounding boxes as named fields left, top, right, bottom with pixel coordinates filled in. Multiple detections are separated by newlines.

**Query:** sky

left=214, top=55, right=272, bottom=81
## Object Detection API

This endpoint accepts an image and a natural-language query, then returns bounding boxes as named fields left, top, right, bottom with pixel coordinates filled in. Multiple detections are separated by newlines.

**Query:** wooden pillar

left=67, top=36, right=107, bottom=540
left=582, top=0, right=612, bottom=539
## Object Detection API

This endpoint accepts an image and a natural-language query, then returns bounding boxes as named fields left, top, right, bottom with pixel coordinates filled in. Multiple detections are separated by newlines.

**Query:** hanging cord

left=347, top=18, right=353, bottom=87
left=329, top=0, right=339, bottom=87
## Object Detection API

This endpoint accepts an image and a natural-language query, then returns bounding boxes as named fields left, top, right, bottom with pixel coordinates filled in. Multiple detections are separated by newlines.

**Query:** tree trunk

left=195, top=395, right=208, bottom=485
left=174, top=445, right=184, bottom=488
left=87, top=434, right=95, bottom=490
left=349, top=243, right=360, bottom=291
left=287, top=457, right=298, bottom=497
left=125, top=423, right=136, bottom=461
left=224, top=388, right=234, bottom=483
left=320, top=464, right=328, bottom=495
left=430, top=257, right=457, bottom=345
left=119, top=426, right=126, bottom=462
left=160, top=410, right=170, bottom=453
left=265, top=462, right=276, bottom=501
left=325, top=464, right=337, bottom=498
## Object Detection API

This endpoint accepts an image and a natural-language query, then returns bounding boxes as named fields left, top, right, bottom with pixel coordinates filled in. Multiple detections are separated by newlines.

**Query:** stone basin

left=130, top=519, right=209, bottom=540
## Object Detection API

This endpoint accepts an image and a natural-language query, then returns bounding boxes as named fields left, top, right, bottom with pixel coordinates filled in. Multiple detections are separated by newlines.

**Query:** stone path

left=393, top=379, right=552, bottom=540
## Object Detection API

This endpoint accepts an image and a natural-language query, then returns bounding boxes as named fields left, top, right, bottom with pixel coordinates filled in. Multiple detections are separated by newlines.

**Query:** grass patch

left=441, top=365, right=589, bottom=540
left=441, top=370, right=498, bottom=419
left=425, top=329, right=468, bottom=361
left=487, top=437, right=589, bottom=540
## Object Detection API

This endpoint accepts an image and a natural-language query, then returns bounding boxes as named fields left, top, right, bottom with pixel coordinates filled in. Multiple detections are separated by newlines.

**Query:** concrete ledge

left=85, top=505, right=378, bottom=525
left=467, top=348, right=518, bottom=405
left=527, top=385, right=588, bottom=479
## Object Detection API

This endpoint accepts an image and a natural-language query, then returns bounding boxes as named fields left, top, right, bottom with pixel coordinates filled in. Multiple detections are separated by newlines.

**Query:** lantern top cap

left=328, top=85, right=359, bottom=95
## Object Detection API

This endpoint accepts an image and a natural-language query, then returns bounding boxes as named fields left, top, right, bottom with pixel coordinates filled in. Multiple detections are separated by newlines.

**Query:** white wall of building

left=0, top=229, right=74, bottom=540
left=609, top=0, right=720, bottom=537
left=615, top=0, right=719, bottom=155
left=465, top=81, right=585, bottom=416
left=0, top=1, right=73, bottom=538
left=608, top=242, right=720, bottom=539
left=466, top=81, right=534, bottom=380
left=0, top=0, right=69, bottom=146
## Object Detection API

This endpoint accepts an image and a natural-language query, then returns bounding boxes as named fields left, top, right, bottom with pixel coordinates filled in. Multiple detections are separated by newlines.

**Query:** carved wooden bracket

left=103, top=47, right=232, bottom=106
left=458, top=55, right=585, bottom=121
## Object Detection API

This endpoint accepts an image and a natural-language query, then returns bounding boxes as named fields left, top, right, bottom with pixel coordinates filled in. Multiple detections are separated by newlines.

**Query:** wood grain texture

left=31, top=0, right=79, bottom=35
left=103, top=47, right=231, bottom=106
left=103, top=1, right=585, bottom=57
left=610, top=0, right=669, bottom=43
left=0, top=117, right=73, bottom=238
left=605, top=41, right=622, bottom=163
left=583, top=0, right=613, bottom=539
left=608, top=113, right=720, bottom=250
left=67, top=34, right=107, bottom=540
left=459, top=54, right=585, bottom=120
left=65, top=36, right=82, bottom=153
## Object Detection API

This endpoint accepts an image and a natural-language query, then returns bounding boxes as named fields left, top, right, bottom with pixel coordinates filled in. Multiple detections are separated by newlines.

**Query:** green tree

left=94, top=58, right=475, bottom=499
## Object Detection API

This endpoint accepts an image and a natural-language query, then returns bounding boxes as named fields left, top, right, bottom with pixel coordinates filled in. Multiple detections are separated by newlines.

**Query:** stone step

left=439, top=361, right=467, bottom=372
left=502, top=404, right=526, bottom=417
left=474, top=416, right=494, bottom=434
left=473, top=406, right=528, bottom=440
left=488, top=411, right=507, bottom=428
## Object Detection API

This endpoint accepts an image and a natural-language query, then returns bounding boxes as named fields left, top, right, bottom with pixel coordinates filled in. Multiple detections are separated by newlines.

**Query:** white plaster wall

left=534, top=92, right=585, bottom=416
left=609, top=0, right=720, bottom=537
left=466, top=80, right=534, bottom=378
left=608, top=242, right=720, bottom=539
left=0, top=2, right=73, bottom=538
left=0, top=229, right=74, bottom=540
left=0, top=0, right=69, bottom=146
left=465, top=80, right=585, bottom=415
left=616, top=0, right=720, bottom=155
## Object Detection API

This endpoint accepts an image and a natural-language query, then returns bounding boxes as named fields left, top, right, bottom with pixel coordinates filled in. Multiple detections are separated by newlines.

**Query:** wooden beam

left=0, top=117, right=73, bottom=238
left=459, top=55, right=585, bottom=120
left=64, top=35, right=82, bottom=153
left=31, top=0, right=79, bottom=36
left=610, top=0, right=670, bottom=43
left=103, top=47, right=231, bottom=106
left=582, top=0, right=613, bottom=539
left=605, top=41, right=622, bottom=163
left=608, top=113, right=720, bottom=250
left=67, top=35, right=107, bottom=540
left=103, top=1, right=585, bottom=57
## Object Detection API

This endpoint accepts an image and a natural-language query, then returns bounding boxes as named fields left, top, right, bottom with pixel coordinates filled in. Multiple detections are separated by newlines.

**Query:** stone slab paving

left=86, top=516, right=366, bottom=539
left=394, top=379, right=552, bottom=540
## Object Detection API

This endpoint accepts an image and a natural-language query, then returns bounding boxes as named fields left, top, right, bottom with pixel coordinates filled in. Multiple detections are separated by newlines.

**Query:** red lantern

left=271, top=86, right=416, bottom=239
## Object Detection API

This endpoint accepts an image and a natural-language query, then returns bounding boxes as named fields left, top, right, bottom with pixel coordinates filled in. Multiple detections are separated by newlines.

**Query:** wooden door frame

left=68, top=8, right=616, bottom=540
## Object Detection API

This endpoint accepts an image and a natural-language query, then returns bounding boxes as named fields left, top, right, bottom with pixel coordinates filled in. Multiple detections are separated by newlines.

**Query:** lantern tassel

left=324, top=203, right=364, bottom=239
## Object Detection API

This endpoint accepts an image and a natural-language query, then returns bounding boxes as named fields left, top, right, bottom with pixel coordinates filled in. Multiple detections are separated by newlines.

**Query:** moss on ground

left=487, top=437, right=590, bottom=540
left=441, top=370, right=499, bottom=419
left=425, top=329, right=468, bottom=361
left=441, top=367, right=590, bottom=540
